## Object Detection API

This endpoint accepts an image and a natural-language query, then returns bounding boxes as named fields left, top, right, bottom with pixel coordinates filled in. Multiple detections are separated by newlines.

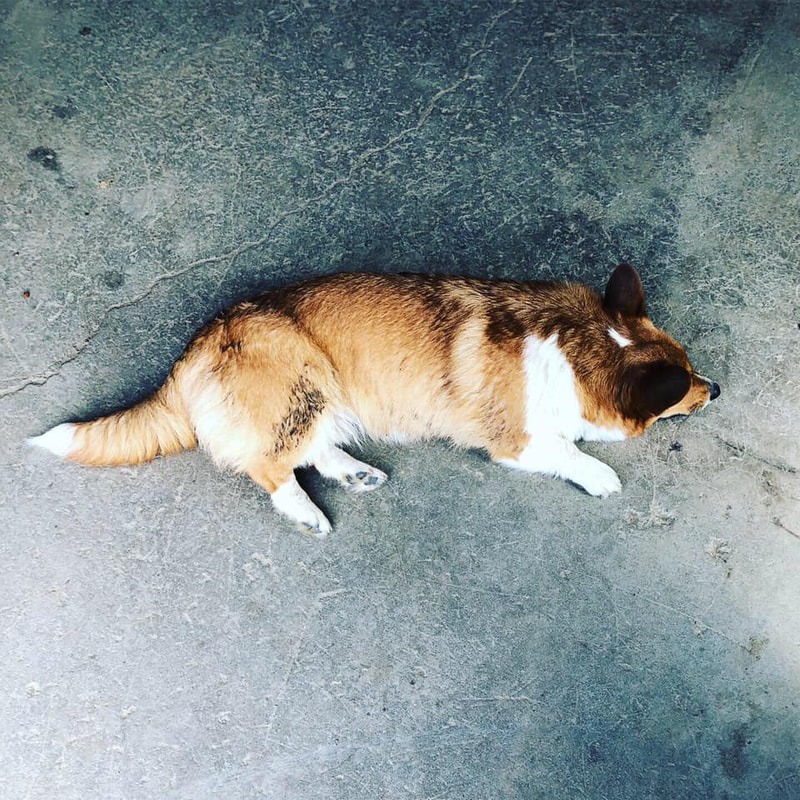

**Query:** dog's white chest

left=520, top=334, right=626, bottom=443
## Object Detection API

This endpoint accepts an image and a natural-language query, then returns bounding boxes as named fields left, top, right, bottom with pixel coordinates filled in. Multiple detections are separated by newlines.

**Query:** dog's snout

left=695, top=373, right=720, bottom=402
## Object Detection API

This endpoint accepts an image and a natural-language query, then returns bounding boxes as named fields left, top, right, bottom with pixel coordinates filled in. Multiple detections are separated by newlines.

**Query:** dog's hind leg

left=247, top=461, right=331, bottom=538
left=186, top=310, right=348, bottom=534
left=311, top=446, right=387, bottom=493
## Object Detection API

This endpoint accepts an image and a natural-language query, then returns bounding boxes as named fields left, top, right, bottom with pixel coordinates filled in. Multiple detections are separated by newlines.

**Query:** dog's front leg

left=497, top=434, right=622, bottom=498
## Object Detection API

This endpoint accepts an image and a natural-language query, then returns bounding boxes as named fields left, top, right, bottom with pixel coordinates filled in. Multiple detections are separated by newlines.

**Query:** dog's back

left=29, top=265, right=719, bottom=535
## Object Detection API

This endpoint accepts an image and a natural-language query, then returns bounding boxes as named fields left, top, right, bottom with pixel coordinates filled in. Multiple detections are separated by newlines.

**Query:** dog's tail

left=28, top=374, right=197, bottom=467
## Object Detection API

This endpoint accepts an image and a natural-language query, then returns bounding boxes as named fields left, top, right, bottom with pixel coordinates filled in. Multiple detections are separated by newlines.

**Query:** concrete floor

left=2, top=1, right=799, bottom=797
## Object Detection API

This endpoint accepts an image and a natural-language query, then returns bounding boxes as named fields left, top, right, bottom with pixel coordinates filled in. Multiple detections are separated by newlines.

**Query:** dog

left=29, top=263, right=719, bottom=536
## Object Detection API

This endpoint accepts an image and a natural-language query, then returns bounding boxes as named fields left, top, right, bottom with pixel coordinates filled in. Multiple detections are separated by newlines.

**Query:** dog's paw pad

left=345, top=466, right=387, bottom=493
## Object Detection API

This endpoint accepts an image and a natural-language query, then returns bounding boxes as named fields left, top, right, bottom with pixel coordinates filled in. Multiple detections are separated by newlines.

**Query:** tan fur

left=67, top=374, right=196, bottom=467
left=42, top=268, right=716, bottom=528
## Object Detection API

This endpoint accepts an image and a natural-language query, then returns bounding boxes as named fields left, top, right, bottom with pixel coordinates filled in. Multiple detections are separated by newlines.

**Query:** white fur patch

left=501, top=436, right=622, bottom=497
left=27, top=423, right=76, bottom=459
left=185, top=377, right=261, bottom=470
left=518, top=333, right=576, bottom=438
left=312, top=445, right=387, bottom=492
left=497, top=334, right=624, bottom=496
left=607, top=327, right=632, bottom=348
left=271, top=475, right=331, bottom=536
left=518, top=334, right=625, bottom=442
left=576, top=418, right=627, bottom=443
left=299, top=409, right=362, bottom=467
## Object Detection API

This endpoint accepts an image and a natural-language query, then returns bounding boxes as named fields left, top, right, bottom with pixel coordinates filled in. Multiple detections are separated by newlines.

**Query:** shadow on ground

left=2, top=1, right=799, bottom=798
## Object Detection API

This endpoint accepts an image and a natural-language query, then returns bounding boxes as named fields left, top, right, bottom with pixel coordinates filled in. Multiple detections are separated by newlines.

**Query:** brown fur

left=67, top=375, right=196, bottom=467
left=43, top=266, right=716, bottom=520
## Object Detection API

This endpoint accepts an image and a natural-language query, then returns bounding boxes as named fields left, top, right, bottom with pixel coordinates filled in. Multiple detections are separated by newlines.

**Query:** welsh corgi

left=29, top=263, right=719, bottom=536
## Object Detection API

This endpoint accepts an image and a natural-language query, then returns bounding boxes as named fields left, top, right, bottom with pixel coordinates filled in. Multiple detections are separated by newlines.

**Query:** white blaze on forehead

left=607, top=327, right=632, bottom=348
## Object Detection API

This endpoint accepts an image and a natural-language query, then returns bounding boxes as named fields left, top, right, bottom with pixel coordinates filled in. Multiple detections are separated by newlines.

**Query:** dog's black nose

left=709, top=381, right=720, bottom=400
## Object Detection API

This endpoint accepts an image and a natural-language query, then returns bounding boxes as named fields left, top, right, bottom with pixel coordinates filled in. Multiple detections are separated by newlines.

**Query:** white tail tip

left=27, top=423, right=77, bottom=459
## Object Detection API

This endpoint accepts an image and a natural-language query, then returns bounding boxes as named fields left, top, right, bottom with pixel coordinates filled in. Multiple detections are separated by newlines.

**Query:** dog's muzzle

left=697, top=374, right=720, bottom=401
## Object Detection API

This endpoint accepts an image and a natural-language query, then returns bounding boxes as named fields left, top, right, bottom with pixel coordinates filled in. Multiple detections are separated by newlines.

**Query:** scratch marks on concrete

left=1, top=1, right=526, bottom=402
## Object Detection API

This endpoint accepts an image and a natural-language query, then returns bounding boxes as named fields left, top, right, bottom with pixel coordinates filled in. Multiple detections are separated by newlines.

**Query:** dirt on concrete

left=2, top=1, right=798, bottom=798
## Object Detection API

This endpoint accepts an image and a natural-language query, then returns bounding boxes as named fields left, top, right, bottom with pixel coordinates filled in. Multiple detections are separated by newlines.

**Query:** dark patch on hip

left=271, top=375, right=326, bottom=454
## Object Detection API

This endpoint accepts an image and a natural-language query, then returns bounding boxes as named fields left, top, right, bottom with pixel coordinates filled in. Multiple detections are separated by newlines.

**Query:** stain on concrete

left=719, top=725, right=750, bottom=779
left=27, top=147, right=60, bottom=171
left=2, top=1, right=799, bottom=798
left=51, top=99, right=77, bottom=119
left=99, top=270, right=125, bottom=290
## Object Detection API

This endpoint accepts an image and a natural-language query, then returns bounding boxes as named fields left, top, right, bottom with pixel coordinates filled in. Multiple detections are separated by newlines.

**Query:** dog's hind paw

left=344, top=466, right=388, bottom=493
left=312, top=447, right=387, bottom=494
left=271, top=476, right=332, bottom=537
left=299, top=516, right=332, bottom=539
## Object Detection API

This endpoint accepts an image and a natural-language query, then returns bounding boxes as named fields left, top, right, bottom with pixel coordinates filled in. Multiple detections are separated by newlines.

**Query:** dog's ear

left=623, top=361, right=691, bottom=418
left=604, top=263, right=646, bottom=317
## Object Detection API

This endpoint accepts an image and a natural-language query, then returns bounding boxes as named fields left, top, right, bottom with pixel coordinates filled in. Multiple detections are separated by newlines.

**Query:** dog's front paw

left=572, top=456, right=622, bottom=498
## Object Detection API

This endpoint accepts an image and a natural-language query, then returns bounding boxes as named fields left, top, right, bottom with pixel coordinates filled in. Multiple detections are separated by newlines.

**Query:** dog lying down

left=29, top=263, right=719, bottom=536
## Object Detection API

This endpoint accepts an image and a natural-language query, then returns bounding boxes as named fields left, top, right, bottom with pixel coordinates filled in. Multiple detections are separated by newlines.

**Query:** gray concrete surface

left=2, top=1, right=799, bottom=797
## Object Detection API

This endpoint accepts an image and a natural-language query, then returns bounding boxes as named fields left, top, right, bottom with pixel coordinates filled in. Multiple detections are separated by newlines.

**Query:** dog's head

left=602, top=263, right=720, bottom=431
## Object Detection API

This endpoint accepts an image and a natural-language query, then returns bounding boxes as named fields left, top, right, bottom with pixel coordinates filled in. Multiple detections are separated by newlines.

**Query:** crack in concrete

left=625, top=590, right=755, bottom=655
left=1, top=1, right=521, bottom=402
left=772, top=517, right=800, bottom=541
left=713, top=434, right=798, bottom=475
